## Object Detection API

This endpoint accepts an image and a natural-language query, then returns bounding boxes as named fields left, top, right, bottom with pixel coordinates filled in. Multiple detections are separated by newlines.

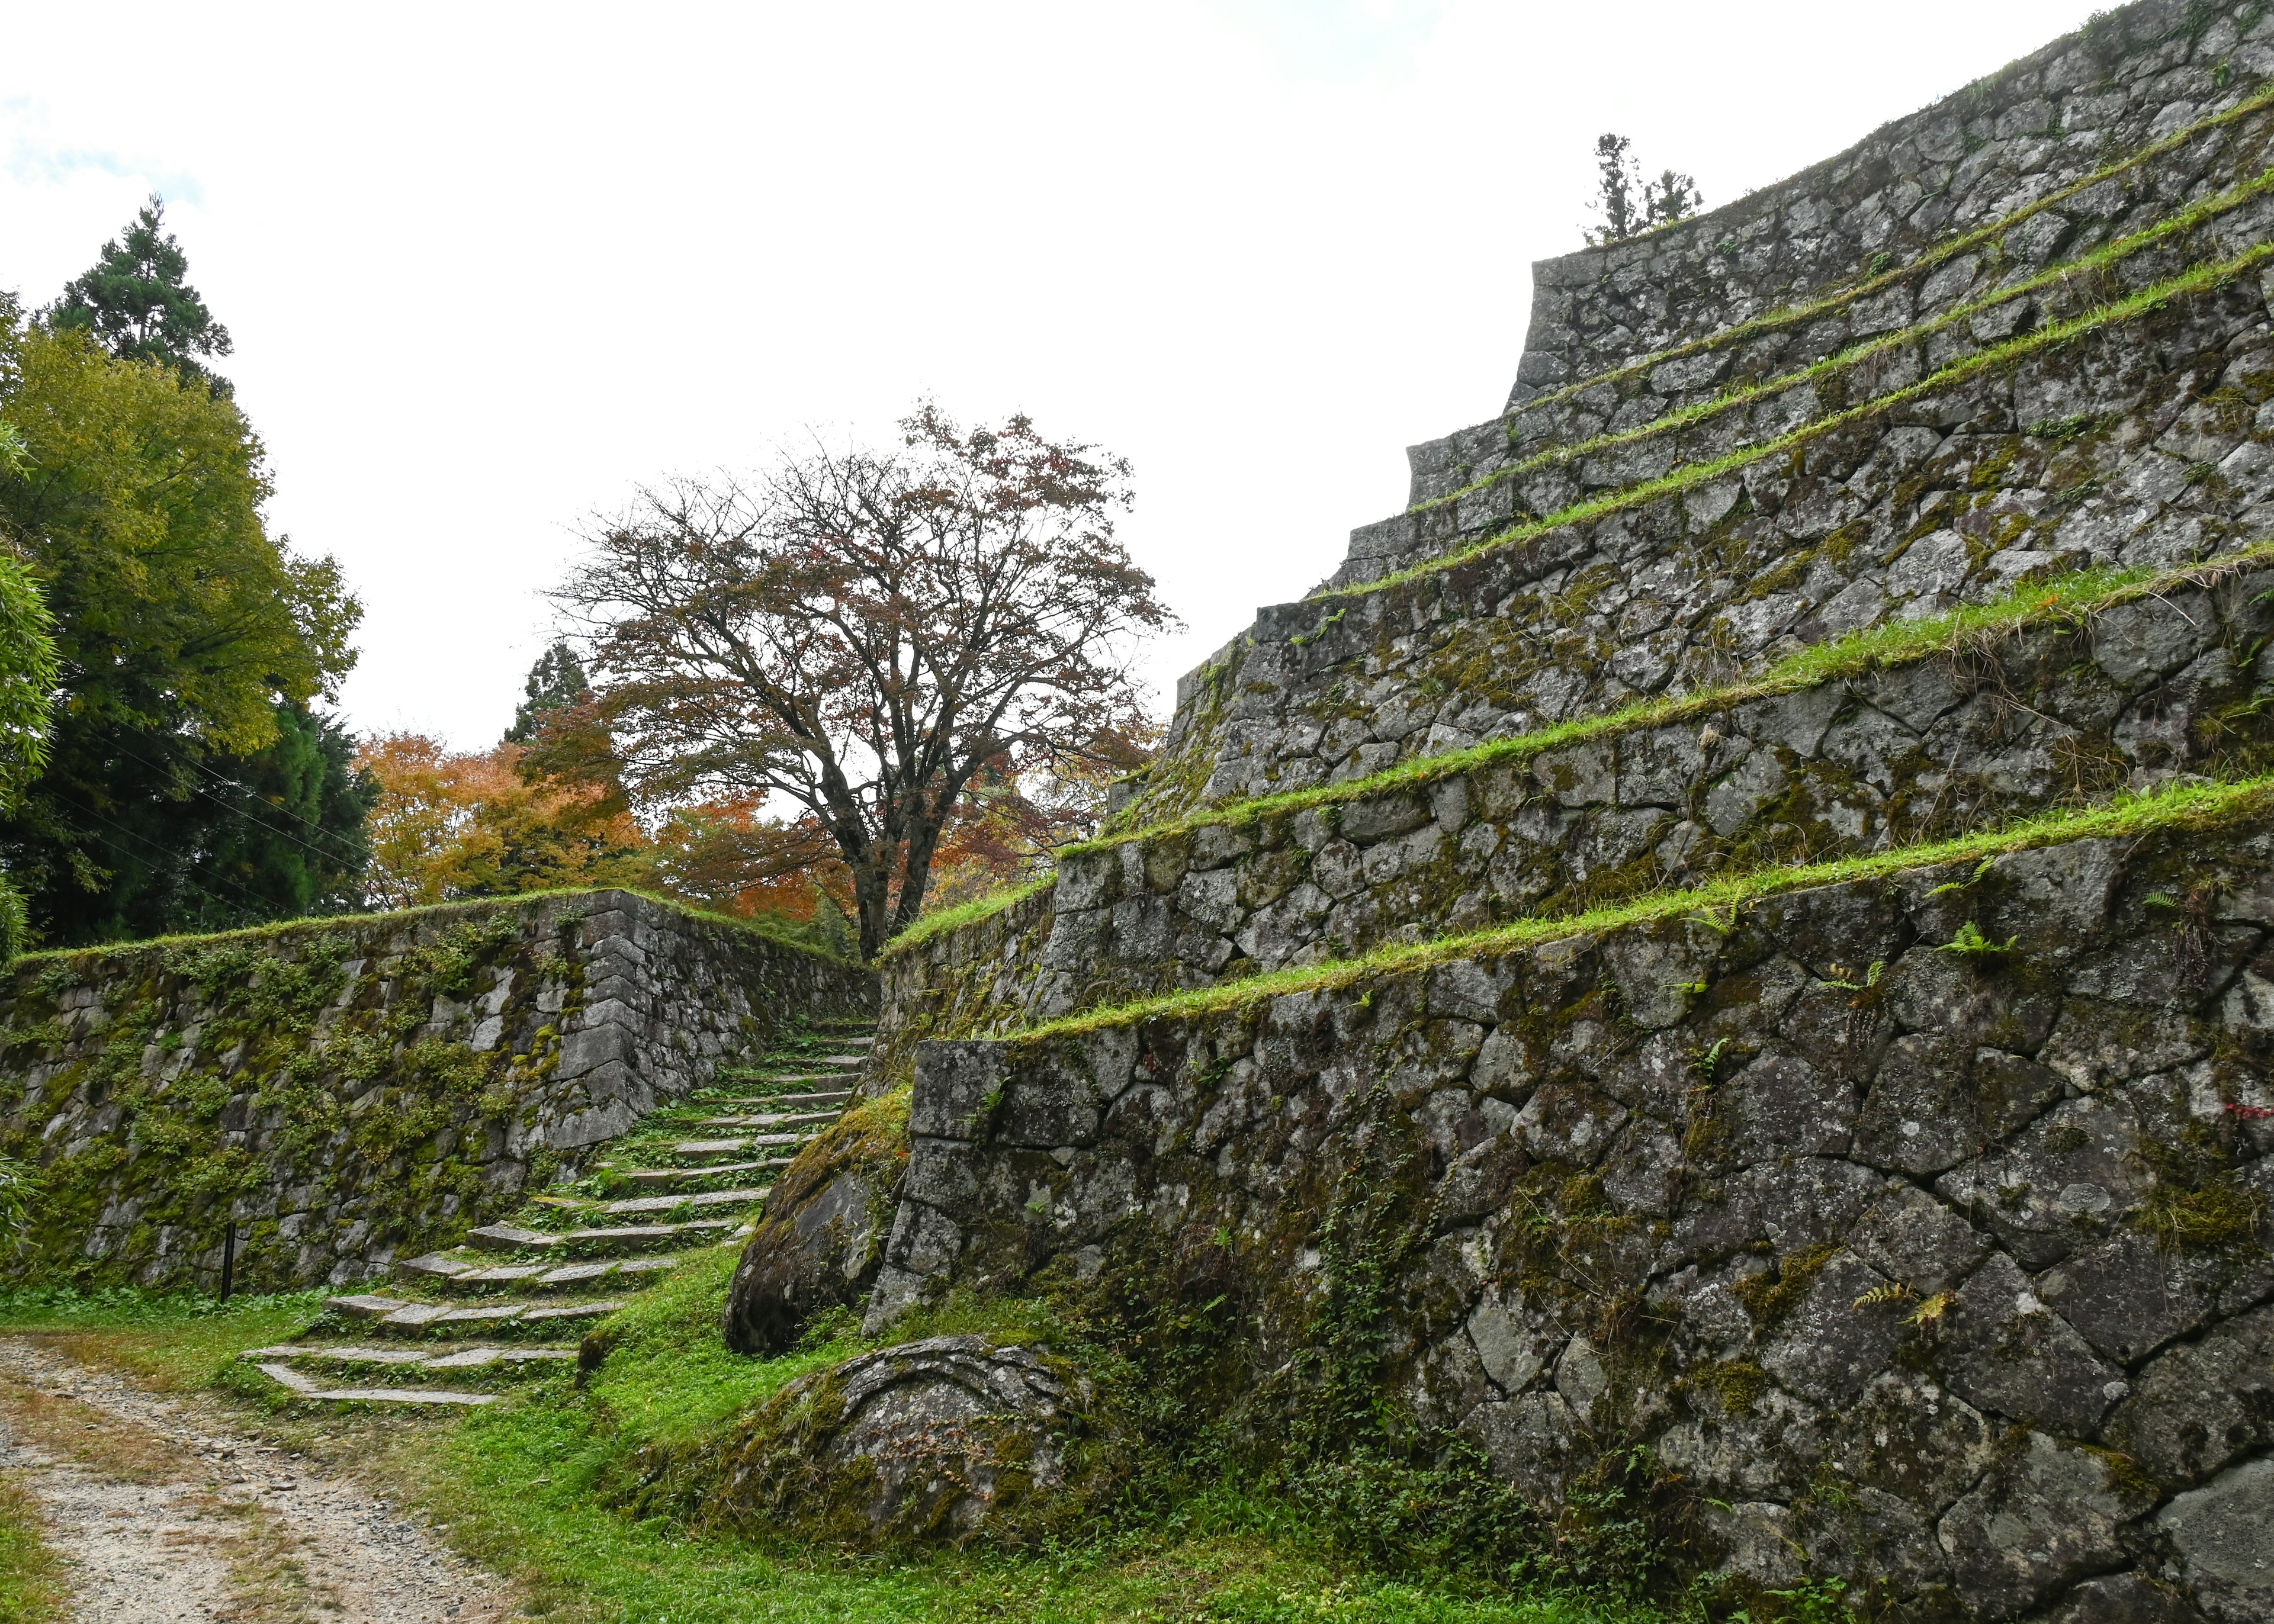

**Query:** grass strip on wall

left=1016, top=773, right=2274, bottom=1042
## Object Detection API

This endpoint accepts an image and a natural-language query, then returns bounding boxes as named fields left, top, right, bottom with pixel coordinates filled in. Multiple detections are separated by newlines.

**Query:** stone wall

left=1025, top=567, right=2274, bottom=1021
left=1508, top=0, right=2270, bottom=407
left=873, top=814, right=2274, bottom=1620
left=1136, top=247, right=2274, bottom=826
left=868, top=884, right=1056, bottom=1094
left=0, top=889, right=873, bottom=1290
left=1096, top=2, right=2274, bottom=833
left=1352, top=98, right=2274, bottom=591
left=831, top=5, right=2274, bottom=1612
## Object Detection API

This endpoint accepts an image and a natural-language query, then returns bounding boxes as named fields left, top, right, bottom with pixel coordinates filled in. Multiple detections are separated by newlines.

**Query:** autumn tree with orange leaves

left=558, top=406, right=1175, bottom=959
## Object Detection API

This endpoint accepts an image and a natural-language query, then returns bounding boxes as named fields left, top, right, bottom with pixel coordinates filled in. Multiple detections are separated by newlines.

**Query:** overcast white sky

left=2, top=0, right=2109, bottom=750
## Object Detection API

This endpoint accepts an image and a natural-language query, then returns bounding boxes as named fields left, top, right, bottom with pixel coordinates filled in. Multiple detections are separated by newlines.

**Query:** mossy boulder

left=722, top=1089, right=908, bottom=1356
left=705, top=1335, right=1124, bottom=1546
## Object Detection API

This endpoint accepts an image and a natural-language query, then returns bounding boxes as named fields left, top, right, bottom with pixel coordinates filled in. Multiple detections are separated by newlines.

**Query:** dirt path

left=0, top=1338, right=518, bottom=1623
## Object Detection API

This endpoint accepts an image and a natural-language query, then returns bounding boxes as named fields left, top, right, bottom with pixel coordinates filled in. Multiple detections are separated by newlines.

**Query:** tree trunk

left=851, top=860, right=894, bottom=961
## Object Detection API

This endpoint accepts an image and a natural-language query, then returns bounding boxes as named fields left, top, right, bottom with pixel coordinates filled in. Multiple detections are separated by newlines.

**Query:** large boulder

left=704, top=1335, right=1124, bottom=1546
left=722, top=1091, right=907, bottom=1356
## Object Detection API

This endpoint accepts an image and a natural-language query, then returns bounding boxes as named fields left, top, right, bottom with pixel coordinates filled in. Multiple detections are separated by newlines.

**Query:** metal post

left=219, top=1220, right=236, bottom=1304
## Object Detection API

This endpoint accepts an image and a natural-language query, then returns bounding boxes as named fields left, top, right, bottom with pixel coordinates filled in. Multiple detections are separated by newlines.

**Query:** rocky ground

left=0, top=1337, right=517, bottom=1623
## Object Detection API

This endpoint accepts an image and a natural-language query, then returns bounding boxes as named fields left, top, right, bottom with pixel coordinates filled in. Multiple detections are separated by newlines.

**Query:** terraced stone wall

left=1006, top=564, right=2274, bottom=1021
left=1505, top=0, right=2273, bottom=409
left=841, top=3, right=2274, bottom=1613
left=1099, top=4, right=2274, bottom=832
left=0, top=889, right=873, bottom=1291
left=875, top=815, right=2274, bottom=1621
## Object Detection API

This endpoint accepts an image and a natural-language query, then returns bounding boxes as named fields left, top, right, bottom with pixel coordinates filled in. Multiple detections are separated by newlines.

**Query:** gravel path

left=0, top=1338, right=518, bottom=1623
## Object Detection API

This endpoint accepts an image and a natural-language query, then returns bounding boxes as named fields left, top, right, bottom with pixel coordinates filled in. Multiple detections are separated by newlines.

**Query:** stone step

left=695, top=1110, right=837, bottom=1131
left=814, top=1053, right=867, bottom=1066
left=598, top=1186, right=770, bottom=1218
left=462, top=1218, right=740, bottom=1253
left=242, top=1343, right=577, bottom=1371
left=429, top=1256, right=681, bottom=1296
left=617, top=1158, right=790, bottom=1187
left=251, top=1362, right=497, bottom=1406
left=326, top=1296, right=631, bottom=1333
left=672, top=1135, right=806, bottom=1162
left=709, top=1090, right=849, bottom=1112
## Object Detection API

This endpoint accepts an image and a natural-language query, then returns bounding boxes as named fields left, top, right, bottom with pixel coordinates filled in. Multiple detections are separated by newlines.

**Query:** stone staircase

left=239, top=1019, right=873, bottom=1406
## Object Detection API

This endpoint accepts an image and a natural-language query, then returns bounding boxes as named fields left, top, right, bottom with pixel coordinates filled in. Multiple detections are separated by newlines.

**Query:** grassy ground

left=0, top=1473, right=63, bottom=1624
left=0, top=1265, right=1663, bottom=1624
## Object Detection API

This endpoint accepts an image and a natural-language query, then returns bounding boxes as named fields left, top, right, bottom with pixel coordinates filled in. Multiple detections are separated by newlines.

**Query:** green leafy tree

left=0, top=358, right=62, bottom=961
left=43, top=197, right=235, bottom=393
left=0, top=304, right=365, bottom=943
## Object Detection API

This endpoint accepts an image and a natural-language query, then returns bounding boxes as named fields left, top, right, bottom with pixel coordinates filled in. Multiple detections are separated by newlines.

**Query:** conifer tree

left=506, top=642, right=592, bottom=743
left=44, top=197, right=234, bottom=393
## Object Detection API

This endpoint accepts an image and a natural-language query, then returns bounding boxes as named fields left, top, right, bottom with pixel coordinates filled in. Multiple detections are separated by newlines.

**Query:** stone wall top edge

left=1521, top=0, right=2204, bottom=306
left=4, top=883, right=860, bottom=989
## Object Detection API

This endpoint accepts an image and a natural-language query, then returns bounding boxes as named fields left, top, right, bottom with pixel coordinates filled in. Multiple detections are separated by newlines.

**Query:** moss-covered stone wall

left=1035, top=564, right=2274, bottom=1019
left=869, top=884, right=1056, bottom=1095
left=872, top=816, right=2274, bottom=1619
left=0, top=889, right=873, bottom=1291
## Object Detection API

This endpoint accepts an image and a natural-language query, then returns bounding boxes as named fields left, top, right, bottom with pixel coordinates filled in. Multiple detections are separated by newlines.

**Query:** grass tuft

left=881, top=876, right=1054, bottom=960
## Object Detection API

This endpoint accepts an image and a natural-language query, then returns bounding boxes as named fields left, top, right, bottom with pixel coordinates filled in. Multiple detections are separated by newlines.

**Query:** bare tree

left=556, top=404, right=1178, bottom=959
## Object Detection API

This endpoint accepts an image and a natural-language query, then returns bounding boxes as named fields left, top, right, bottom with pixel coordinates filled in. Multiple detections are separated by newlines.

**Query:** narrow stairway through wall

left=234, top=1017, right=876, bottom=1406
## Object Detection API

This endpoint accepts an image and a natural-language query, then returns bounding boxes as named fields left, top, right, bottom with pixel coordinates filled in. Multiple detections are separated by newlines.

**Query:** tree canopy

left=1585, top=134, right=1701, bottom=246
left=0, top=305, right=366, bottom=943
left=560, top=404, right=1175, bottom=958
left=44, top=197, right=235, bottom=393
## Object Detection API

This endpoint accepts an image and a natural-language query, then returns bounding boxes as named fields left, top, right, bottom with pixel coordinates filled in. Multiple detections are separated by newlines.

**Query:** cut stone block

left=306, top=1385, right=496, bottom=1406
left=536, top=1262, right=618, bottom=1287
left=615, top=1255, right=680, bottom=1276
left=325, top=1294, right=407, bottom=1320
left=600, top=1187, right=770, bottom=1217
left=256, top=1362, right=322, bottom=1394
left=561, top=1225, right=678, bottom=1250
left=438, top=1304, right=524, bottom=1324
left=698, top=1111, right=837, bottom=1131
left=465, top=1224, right=561, bottom=1252
left=746, top=1090, right=850, bottom=1110
left=624, top=1159, right=785, bottom=1185
left=455, top=1265, right=548, bottom=1284
left=672, top=1140, right=750, bottom=1161
left=379, top=1304, right=455, bottom=1327
left=522, top=1300, right=628, bottom=1323
left=397, top=1252, right=475, bottom=1279
left=423, top=1346, right=503, bottom=1369
left=242, top=1345, right=431, bottom=1366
